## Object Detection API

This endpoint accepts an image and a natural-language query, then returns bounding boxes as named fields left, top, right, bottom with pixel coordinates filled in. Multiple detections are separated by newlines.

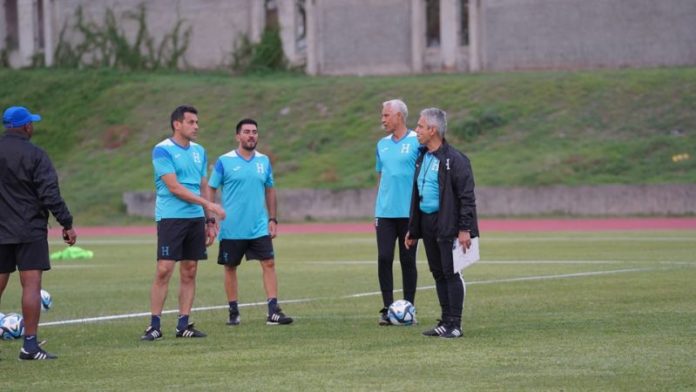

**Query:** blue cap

left=3, top=106, right=42, bottom=128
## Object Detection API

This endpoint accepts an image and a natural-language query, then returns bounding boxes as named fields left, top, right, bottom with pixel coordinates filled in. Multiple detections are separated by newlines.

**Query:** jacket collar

left=420, top=138, right=449, bottom=158
left=3, top=129, right=30, bottom=140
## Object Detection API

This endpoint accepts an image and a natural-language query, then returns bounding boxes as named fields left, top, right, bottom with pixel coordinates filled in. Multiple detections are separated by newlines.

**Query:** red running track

left=49, top=218, right=696, bottom=237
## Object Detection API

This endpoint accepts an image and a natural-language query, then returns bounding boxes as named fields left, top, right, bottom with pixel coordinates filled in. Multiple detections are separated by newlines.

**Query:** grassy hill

left=1, top=67, right=695, bottom=224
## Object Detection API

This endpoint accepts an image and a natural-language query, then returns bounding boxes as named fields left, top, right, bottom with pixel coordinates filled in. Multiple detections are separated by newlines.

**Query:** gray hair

left=420, top=107, right=447, bottom=139
left=382, top=99, right=408, bottom=122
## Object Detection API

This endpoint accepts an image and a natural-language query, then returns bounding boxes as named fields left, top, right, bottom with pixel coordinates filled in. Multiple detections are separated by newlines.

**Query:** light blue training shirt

left=375, top=130, right=420, bottom=218
left=152, top=138, right=207, bottom=221
left=417, top=152, right=440, bottom=214
left=208, top=150, right=274, bottom=239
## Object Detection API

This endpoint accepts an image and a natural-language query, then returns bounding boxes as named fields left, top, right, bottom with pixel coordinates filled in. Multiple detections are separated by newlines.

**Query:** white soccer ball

left=1, top=312, right=25, bottom=340
left=41, top=289, right=53, bottom=311
left=387, top=299, right=416, bottom=326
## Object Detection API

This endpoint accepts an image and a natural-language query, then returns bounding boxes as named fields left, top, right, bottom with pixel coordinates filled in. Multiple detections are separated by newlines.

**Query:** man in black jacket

left=0, top=106, right=77, bottom=360
left=405, top=107, right=479, bottom=339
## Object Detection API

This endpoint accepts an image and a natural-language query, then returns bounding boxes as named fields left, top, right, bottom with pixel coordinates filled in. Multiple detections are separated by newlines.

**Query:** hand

left=62, top=227, right=77, bottom=246
left=404, top=231, right=416, bottom=250
left=205, top=224, right=217, bottom=247
left=458, top=230, right=471, bottom=251
left=268, top=220, right=277, bottom=239
left=205, top=202, right=227, bottom=221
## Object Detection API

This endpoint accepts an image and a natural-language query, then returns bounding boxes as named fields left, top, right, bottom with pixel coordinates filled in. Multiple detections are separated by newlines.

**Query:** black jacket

left=408, top=140, right=479, bottom=240
left=0, top=130, right=73, bottom=243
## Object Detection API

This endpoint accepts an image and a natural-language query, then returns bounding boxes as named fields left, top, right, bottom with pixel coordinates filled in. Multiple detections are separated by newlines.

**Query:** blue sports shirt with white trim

left=152, top=138, right=207, bottom=221
left=209, top=150, right=274, bottom=239
left=375, top=130, right=420, bottom=218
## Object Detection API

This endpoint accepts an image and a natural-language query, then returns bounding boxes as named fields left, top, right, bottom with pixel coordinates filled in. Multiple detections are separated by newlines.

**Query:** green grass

left=0, top=231, right=694, bottom=391
left=1, top=68, right=696, bottom=224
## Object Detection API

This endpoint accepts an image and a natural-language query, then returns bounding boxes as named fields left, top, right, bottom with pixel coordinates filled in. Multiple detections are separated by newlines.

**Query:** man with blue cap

left=0, top=106, right=77, bottom=360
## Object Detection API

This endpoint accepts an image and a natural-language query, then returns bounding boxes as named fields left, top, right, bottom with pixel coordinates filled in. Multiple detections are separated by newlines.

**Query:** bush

left=231, top=27, right=287, bottom=74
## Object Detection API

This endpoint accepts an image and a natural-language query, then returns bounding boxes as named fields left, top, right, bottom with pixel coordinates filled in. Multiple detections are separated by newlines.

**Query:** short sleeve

left=208, top=159, right=224, bottom=189
left=152, top=146, right=175, bottom=179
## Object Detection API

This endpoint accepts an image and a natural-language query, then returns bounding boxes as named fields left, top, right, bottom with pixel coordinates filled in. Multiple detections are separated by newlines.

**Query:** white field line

left=39, top=267, right=659, bottom=327
left=303, top=260, right=627, bottom=265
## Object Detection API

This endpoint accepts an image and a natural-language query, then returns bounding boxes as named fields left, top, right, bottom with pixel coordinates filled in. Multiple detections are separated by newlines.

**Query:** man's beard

left=242, top=141, right=257, bottom=151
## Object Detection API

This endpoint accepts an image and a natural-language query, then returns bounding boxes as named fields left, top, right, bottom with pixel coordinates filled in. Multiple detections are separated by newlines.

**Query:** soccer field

left=1, top=230, right=695, bottom=391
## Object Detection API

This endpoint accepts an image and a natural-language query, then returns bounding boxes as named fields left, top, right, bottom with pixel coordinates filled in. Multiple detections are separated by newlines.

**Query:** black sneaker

left=227, top=310, right=241, bottom=326
left=140, top=326, right=163, bottom=341
left=440, top=325, right=463, bottom=339
left=378, top=307, right=392, bottom=326
left=266, top=309, right=293, bottom=325
left=19, top=347, right=57, bottom=360
left=422, top=320, right=448, bottom=337
left=176, top=323, right=207, bottom=338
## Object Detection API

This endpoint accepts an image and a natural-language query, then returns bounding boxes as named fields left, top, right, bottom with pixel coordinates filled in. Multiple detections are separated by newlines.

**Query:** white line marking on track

left=38, top=267, right=661, bottom=327
left=303, top=260, right=626, bottom=265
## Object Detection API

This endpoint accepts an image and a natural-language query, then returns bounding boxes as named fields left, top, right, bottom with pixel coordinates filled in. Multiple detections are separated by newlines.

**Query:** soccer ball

left=1, top=313, right=24, bottom=340
left=41, top=289, right=53, bottom=311
left=387, top=299, right=416, bottom=326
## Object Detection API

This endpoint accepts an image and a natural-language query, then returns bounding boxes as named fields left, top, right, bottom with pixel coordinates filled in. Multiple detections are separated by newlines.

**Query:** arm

left=266, top=187, right=277, bottom=239
left=203, top=180, right=221, bottom=246
left=452, top=155, right=476, bottom=249
left=161, top=173, right=226, bottom=220
left=33, top=152, right=77, bottom=245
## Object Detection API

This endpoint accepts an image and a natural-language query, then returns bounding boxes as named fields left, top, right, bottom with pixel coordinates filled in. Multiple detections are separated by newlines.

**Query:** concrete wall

left=51, top=0, right=261, bottom=69
left=481, top=0, right=696, bottom=71
left=124, top=184, right=696, bottom=221
left=310, top=0, right=414, bottom=75
left=4, top=0, right=696, bottom=73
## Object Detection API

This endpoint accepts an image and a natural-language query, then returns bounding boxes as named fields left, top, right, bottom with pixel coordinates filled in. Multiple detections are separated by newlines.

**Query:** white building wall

left=480, top=0, right=696, bottom=71
left=4, top=0, right=696, bottom=74
left=51, top=0, right=258, bottom=69
left=311, top=0, right=414, bottom=75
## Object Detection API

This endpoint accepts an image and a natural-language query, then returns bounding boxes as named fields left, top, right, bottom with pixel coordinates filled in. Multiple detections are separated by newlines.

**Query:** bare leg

left=224, top=265, right=238, bottom=302
left=19, top=270, right=42, bottom=336
left=150, top=260, right=175, bottom=316
left=0, top=272, right=10, bottom=300
left=260, top=259, right=277, bottom=299
left=178, top=260, right=198, bottom=315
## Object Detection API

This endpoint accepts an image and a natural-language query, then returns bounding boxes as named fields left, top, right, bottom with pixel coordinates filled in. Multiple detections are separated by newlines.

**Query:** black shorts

left=0, top=239, right=50, bottom=273
left=157, top=218, right=207, bottom=261
left=217, top=236, right=274, bottom=267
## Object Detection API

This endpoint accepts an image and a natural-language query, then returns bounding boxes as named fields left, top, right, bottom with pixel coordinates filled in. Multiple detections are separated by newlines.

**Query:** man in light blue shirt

left=374, top=99, right=420, bottom=325
left=208, top=118, right=293, bottom=326
left=142, top=105, right=226, bottom=341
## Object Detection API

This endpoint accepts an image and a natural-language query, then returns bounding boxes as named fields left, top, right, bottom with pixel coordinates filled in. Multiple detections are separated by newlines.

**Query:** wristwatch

left=268, top=218, right=278, bottom=224
left=205, top=217, right=216, bottom=224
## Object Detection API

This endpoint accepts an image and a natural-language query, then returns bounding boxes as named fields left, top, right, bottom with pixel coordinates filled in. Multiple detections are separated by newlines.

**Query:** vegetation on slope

left=1, top=68, right=694, bottom=223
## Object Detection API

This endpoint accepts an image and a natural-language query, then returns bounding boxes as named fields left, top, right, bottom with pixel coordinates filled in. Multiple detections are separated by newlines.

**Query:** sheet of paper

left=453, top=237, right=480, bottom=272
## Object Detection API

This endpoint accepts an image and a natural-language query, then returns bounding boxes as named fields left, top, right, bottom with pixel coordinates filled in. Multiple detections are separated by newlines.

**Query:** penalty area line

left=39, top=267, right=657, bottom=327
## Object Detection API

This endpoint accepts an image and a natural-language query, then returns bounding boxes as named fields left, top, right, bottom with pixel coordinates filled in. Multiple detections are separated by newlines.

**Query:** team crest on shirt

left=401, top=144, right=411, bottom=154
left=192, top=152, right=202, bottom=164
left=256, top=163, right=265, bottom=174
